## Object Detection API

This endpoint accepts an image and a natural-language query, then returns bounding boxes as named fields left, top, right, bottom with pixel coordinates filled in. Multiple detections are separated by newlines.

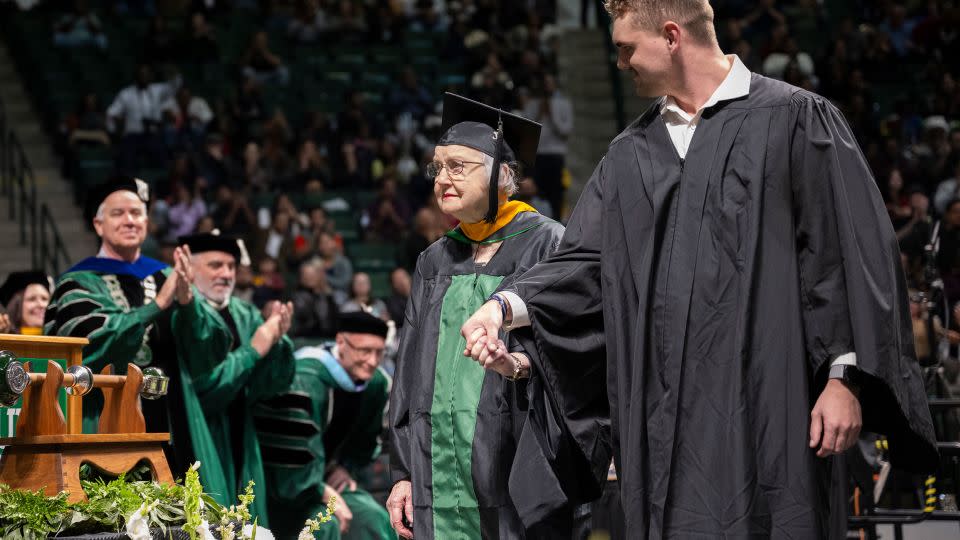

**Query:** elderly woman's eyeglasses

left=426, top=159, right=485, bottom=179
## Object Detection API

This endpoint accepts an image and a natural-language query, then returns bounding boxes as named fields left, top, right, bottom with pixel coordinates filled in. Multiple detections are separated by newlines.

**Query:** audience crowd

left=50, top=0, right=570, bottom=360
left=20, top=0, right=960, bottom=385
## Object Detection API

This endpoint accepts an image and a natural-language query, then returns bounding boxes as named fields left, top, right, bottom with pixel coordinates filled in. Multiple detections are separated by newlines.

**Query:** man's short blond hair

left=604, top=0, right=717, bottom=45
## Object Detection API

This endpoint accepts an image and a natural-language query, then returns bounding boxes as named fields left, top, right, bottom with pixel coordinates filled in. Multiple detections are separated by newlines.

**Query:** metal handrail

left=38, top=203, right=69, bottom=275
left=0, top=95, right=71, bottom=275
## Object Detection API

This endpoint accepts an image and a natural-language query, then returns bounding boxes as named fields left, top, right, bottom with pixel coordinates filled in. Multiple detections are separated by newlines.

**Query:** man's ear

left=664, top=21, right=682, bottom=49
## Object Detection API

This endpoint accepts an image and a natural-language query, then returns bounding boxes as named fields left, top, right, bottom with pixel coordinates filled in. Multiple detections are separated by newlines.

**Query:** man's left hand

left=327, top=465, right=357, bottom=493
left=809, top=379, right=862, bottom=457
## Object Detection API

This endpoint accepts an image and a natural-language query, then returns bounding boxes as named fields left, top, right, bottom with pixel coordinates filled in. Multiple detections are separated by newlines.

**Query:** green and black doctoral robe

left=171, top=295, right=295, bottom=526
left=254, top=345, right=394, bottom=540
left=389, top=211, right=600, bottom=539
left=43, top=256, right=194, bottom=474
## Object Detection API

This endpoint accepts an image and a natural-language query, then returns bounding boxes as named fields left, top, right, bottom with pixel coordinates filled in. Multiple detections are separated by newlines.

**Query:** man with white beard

left=171, top=231, right=296, bottom=528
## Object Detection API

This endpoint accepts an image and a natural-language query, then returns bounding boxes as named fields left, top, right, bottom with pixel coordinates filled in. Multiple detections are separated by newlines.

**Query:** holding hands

left=461, top=300, right=530, bottom=379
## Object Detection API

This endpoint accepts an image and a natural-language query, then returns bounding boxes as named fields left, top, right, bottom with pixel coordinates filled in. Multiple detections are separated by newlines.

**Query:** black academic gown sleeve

left=502, top=162, right=612, bottom=528
left=791, top=93, right=938, bottom=470
left=388, top=252, right=426, bottom=483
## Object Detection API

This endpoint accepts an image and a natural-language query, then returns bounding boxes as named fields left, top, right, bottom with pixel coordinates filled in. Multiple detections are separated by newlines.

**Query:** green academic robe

left=254, top=346, right=395, bottom=540
left=43, top=256, right=196, bottom=476
left=171, top=295, right=295, bottom=526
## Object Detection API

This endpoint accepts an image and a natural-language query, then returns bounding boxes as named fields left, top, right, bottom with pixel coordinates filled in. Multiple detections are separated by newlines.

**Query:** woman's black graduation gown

left=389, top=211, right=605, bottom=539
left=504, top=75, right=939, bottom=539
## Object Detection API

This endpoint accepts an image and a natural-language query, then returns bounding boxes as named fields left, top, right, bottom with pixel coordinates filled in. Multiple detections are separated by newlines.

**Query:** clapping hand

left=172, top=245, right=194, bottom=306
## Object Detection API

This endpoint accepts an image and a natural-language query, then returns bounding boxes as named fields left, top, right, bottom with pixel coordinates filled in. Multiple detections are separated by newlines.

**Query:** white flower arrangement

left=124, top=500, right=157, bottom=540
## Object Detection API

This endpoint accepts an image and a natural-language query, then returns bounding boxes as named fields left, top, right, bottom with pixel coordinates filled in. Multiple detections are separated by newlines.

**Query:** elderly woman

left=0, top=271, right=52, bottom=335
left=387, top=94, right=587, bottom=539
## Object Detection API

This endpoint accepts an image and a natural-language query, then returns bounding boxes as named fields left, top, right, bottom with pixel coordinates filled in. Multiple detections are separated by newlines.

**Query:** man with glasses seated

left=255, top=311, right=394, bottom=540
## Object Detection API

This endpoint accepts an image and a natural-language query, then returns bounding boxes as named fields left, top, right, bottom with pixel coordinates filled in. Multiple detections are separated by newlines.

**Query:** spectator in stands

left=254, top=211, right=297, bottom=272
left=896, top=189, right=932, bottom=261
left=400, top=207, right=440, bottom=271
left=234, top=263, right=256, bottom=304
left=884, top=167, right=913, bottom=230
left=295, top=139, right=330, bottom=186
left=387, top=67, right=434, bottom=122
left=211, top=185, right=257, bottom=237
left=385, top=267, right=411, bottom=329
left=195, top=215, right=216, bottom=234
left=291, top=260, right=339, bottom=338
left=162, top=87, right=214, bottom=151
left=298, top=110, right=335, bottom=159
left=329, top=0, right=369, bottom=37
left=306, top=205, right=335, bottom=241
left=64, top=93, right=110, bottom=147
left=513, top=176, right=554, bottom=218
left=0, top=271, right=52, bottom=335
left=409, top=0, right=449, bottom=33
left=762, top=36, right=815, bottom=82
left=522, top=73, right=572, bottom=218
left=470, top=53, right=514, bottom=107
left=317, top=232, right=353, bottom=300
left=253, top=257, right=286, bottom=308
left=181, top=12, right=220, bottom=65
left=241, top=31, right=290, bottom=86
left=232, top=76, right=267, bottom=143
left=53, top=0, right=107, bottom=50
left=938, top=199, right=960, bottom=299
left=143, top=15, right=178, bottom=67
left=879, top=4, right=916, bottom=58
left=936, top=159, right=960, bottom=215
left=287, top=0, right=328, bottom=43
left=107, top=64, right=174, bottom=171
left=242, top=141, right=270, bottom=192
left=370, top=1, right=405, bottom=43
left=263, top=113, right=296, bottom=189
left=341, top=272, right=389, bottom=321
left=165, top=180, right=207, bottom=243
left=195, top=133, right=242, bottom=190
left=364, top=177, right=410, bottom=242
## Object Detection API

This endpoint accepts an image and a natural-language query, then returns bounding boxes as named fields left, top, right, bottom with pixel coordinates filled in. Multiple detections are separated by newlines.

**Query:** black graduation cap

left=338, top=311, right=388, bottom=339
left=84, top=175, right=151, bottom=225
left=178, top=231, right=251, bottom=266
left=0, top=270, right=51, bottom=307
left=437, top=93, right=541, bottom=222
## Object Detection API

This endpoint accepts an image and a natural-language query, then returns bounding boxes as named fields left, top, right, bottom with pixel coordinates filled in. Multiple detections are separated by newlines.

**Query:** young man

left=463, top=1, right=938, bottom=538
left=172, top=231, right=296, bottom=526
left=44, top=177, right=194, bottom=471
left=255, top=312, right=394, bottom=540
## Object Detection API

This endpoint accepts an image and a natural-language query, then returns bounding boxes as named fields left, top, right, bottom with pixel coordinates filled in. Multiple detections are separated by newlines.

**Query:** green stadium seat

left=252, top=192, right=277, bottom=210
left=347, top=242, right=398, bottom=272
left=366, top=270, right=392, bottom=300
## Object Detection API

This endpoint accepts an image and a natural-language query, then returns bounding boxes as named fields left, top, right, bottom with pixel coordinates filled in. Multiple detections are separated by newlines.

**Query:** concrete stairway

left=0, top=41, right=96, bottom=276
left=556, top=28, right=655, bottom=218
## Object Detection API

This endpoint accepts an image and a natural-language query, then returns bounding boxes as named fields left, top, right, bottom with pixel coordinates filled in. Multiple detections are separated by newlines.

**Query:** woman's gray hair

left=482, top=154, right=521, bottom=197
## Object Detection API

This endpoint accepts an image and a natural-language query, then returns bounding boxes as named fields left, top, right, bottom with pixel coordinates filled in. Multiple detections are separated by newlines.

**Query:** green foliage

left=0, top=463, right=227, bottom=539
left=183, top=462, right=204, bottom=540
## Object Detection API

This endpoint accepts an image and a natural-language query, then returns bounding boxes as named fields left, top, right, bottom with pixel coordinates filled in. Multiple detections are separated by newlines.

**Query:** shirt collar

left=660, top=55, right=751, bottom=120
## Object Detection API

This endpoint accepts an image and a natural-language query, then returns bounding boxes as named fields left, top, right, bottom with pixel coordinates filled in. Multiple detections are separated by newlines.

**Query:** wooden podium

left=0, top=335, right=173, bottom=501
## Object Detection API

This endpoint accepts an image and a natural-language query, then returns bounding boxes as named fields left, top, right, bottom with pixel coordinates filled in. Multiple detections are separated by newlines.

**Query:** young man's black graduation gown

left=503, top=75, right=939, bottom=538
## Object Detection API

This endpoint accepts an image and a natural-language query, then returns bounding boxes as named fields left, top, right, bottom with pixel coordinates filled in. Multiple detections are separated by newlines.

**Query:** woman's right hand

left=387, top=480, right=414, bottom=539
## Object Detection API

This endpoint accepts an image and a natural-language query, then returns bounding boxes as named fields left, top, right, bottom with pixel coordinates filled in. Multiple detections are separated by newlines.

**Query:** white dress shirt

left=500, top=55, right=856, bottom=368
